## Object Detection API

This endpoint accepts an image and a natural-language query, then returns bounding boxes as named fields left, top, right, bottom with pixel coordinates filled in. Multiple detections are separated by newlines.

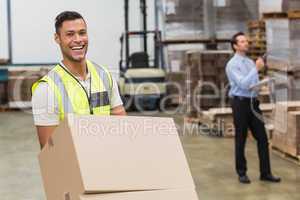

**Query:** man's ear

left=54, top=33, right=60, bottom=44
left=233, top=44, right=237, bottom=51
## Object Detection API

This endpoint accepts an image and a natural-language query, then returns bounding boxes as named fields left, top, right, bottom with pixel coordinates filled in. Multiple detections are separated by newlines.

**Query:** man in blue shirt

left=226, top=32, right=281, bottom=184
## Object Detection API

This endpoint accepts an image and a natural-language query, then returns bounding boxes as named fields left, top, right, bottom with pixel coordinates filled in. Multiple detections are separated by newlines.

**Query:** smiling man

left=31, top=11, right=126, bottom=148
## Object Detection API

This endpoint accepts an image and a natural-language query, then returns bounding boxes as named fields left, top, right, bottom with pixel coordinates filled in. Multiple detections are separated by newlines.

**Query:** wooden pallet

left=248, top=31, right=266, bottom=37
left=272, top=146, right=300, bottom=166
left=247, top=49, right=266, bottom=54
left=248, top=36, right=266, bottom=42
left=288, top=10, right=300, bottom=19
left=249, top=39, right=266, bottom=43
left=249, top=53, right=263, bottom=57
left=249, top=46, right=267, bottom=51
left=249, top=47, right=267, bottom=52
left=263, top=12, right=288, bottom=19
left=248, top=54, right=266, bottom=60
left=0, top=105, right=10, bottom=112
left=248, top=20, right=265, bottom=29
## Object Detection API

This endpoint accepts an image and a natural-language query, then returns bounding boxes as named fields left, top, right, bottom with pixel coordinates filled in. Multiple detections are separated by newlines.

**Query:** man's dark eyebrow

left=66, top=30, right=75, bottom=33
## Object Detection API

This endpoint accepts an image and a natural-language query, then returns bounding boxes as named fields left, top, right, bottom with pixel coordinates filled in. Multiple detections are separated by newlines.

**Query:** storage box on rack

left=286, top=111, right=300, bottom=156
left=271, top=70, right=300, bottom=101
left=265, top=15, right=300, bottom=72
left=274, top=101, right=300, bottom=133
left=166, top=71, right=186, bottom=105
left=272, top=102, right=300, bottom=157
left=184, top=50, right=232, bottom=117
left=259, top=0, right=300, bottom=17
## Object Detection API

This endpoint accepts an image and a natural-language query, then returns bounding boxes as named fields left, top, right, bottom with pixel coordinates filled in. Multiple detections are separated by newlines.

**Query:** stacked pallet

left=259, top=0, right=300, bottom=17
left=264, top=11, right=300, bottom=102
left=215, top=0, right=258, bottom=39
left=166, top=71, right=186, bottom=106
left=272, top=101, right=300, bottom=158
left=200, top=104, right=274, bottom=138
left=200, top=107, right=234, bottom=137
left=260, top=1, right=300, bottom=72
left=271, top=70, right=300, bottom=101
left=163, top=0, right=204, bottom=40
left=162, top=0, right=258, bottom=40
left=8, top=67, right=50, bottom=108
left=247, top=20, right=267, bottom=61
left=264, top=11, right=300, bottom=71
left=258, top=86, right=271, bottom=103
left=167, top=49, right=195, bottom=72
left=184, top=50, right=232, bottom=117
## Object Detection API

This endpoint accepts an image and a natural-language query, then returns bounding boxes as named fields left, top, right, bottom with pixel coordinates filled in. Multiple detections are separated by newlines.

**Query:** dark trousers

left=231, top=97, right=271, bottom=177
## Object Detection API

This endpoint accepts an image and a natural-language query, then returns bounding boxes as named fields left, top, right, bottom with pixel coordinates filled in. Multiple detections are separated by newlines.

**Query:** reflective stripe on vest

left=32, top=60, right=112, bottom=121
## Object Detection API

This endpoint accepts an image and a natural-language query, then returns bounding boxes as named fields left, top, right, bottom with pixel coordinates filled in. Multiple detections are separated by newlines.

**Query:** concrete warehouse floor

left=0, top=111, right=299, bottom=200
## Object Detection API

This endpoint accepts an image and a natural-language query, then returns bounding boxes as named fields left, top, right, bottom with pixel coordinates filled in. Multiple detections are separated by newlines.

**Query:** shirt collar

left=234, top=53, right=249, bottom=63
left=59, top=61, right=91, bottom=81
left=234, top=53, right=247, bottom=60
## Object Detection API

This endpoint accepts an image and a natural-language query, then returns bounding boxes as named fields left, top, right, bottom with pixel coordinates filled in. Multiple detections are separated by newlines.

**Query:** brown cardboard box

left=80, top=189, right=199, bottom=200
left=286, top=111, right=300, bottom=156
left=200, top=104, right=274, bottom=138
left=39, top=115, right=196, bottom=200
left=184, top=50, right=232, bottom=116
left=272, top=130, right=287, bottom=152
left=166, top=72, right=186, bottom=105
left=274, top=101, right=300, bottom=133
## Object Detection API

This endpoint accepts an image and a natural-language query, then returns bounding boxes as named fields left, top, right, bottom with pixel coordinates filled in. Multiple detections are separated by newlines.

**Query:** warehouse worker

left=226, top=32, right=280, bottom=184
left=31, top=11, right=126, bottom=148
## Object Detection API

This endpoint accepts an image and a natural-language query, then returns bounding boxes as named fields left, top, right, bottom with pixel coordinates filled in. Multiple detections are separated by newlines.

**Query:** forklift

left=118, top=0, right=166, bottom=111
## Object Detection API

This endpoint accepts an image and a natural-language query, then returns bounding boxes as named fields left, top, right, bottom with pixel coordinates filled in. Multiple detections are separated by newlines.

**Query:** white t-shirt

left=32, top=63, right=123, bottom=126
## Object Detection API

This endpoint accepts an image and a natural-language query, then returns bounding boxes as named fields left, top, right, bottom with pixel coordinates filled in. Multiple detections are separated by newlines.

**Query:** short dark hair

left=55, top=11, right=85, bottom=33
left=231, top=32, right=245, bottom=52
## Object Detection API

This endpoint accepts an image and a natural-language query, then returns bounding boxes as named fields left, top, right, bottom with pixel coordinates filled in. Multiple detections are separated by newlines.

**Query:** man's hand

left=111, top=105, right=127, bottom=116
left=256, top=57, right=265, bottom=72
left=36, top=126, right=57, bottom=149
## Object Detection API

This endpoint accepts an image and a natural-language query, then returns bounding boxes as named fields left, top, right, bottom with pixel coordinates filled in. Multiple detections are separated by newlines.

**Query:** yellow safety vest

left=32, top=60, right=113, bottom=121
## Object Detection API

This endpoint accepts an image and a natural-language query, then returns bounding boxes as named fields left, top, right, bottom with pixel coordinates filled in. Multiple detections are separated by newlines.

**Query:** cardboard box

left=166, top=72, right=186, bottom=105
left=79, top=189, right=199, bottom=200
left=286, top=111, right=300, bottom=156
left=39, top=115, right=195, bottom=200
left=274, top=101, right=300, bottom=132
left=272, top=130, right=287, bottom=152
left=265, top=17, right=300, bottom=72
left=184, top=50, right=232, bottom=116
left=259, top=0, right=300, bottom=16
left=200, top=104, right=274, bottom=138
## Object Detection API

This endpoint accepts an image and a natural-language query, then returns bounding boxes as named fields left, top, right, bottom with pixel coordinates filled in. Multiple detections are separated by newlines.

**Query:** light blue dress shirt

left=226, top=53, right=259, bottom=98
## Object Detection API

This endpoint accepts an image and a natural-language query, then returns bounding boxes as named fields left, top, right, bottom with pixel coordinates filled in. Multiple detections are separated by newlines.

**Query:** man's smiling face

left=55, top=18, right=88, bottom=62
